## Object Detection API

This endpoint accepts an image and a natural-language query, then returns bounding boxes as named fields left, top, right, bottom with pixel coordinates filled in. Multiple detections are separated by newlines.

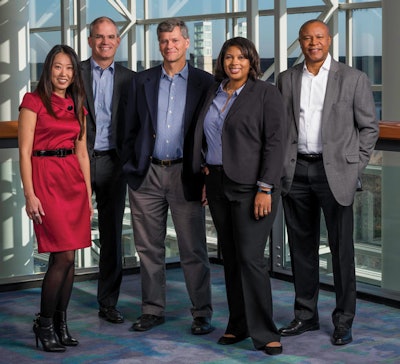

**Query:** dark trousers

left=91, top=151, right=126, bottom=308
left=282, top=159, right=356, bottom=329
left=206, top=167, right=280, bottom=349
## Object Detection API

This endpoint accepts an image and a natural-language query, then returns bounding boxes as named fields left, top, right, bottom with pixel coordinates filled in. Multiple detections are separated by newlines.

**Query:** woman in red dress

left=18, top=45, right=93, bottom=352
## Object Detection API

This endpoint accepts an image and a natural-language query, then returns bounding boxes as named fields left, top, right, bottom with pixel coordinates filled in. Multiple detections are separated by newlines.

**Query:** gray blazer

left=277, top=58, right=379, bottom=206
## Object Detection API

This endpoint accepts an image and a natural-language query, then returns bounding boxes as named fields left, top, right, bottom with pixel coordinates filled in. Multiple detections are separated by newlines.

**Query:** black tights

left=40, top=250, right=75, bottom=318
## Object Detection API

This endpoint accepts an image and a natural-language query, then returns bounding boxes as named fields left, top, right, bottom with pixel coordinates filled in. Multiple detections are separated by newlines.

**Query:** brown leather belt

left=151, top=158, right=183, bottom=167
left=32, top=149, right=75, bottom=157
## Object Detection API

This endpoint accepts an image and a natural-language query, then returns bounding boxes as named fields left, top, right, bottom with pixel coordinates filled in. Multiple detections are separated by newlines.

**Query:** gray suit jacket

left=277, top=58, right=379, bottom=206
left=80, top=59, right=135, bottom=158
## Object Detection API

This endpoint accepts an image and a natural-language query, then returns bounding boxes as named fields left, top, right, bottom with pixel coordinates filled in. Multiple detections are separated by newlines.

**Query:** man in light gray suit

left=277, top=19, right=378, bottom=346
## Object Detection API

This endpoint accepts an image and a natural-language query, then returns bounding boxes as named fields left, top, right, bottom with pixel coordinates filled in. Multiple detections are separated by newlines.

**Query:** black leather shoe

left=264, top=343, right=283, bottom=356
left=332, top=327, right=352, bottom=345
left=217, top=334, right=249, bottom=345
left=98, top=307, right=124, bottom=324
left=279, top=318, right=320, bottom=336
left=191, top=317, right=214, bottom=335
left=131, top=314, right=165, bottom=331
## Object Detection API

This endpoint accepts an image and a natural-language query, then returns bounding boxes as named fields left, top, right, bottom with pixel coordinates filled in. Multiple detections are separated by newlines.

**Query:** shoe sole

left=191, top=326, right=215, bottom=335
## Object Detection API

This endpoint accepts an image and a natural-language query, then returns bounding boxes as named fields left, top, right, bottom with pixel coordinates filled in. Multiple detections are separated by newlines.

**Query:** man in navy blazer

left=277, top=19, right=379, bottom=345
left=120, top=18, right=214, bottom=334
left=81, top=17, right=135, bottom=324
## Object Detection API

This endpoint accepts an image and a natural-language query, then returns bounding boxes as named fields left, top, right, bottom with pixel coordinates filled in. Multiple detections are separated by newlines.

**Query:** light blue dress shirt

left=204, top=80, right=243, bottom=165
left=91, top=58, right=114, bottom=151
left=153, top=64, right=188, bottom=160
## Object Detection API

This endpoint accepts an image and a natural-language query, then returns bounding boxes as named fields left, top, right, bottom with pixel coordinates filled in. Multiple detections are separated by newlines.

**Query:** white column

left=381, top=0, right=400, bottom=291
left=382, top=0, right=400, bottom=121
left=0, top=0, right=34, bottom=277
left=0, top=0, right=30, bottom=121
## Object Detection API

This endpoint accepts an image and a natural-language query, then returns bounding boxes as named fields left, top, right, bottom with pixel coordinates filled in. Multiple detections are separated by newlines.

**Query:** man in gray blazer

left=81, top=16, right=135, bottom=323
left=277, top=19, right=378, bottom=345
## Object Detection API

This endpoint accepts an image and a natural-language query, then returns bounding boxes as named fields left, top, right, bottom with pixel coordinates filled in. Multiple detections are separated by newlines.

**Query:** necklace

left=224, top=81, right=246, bottom=95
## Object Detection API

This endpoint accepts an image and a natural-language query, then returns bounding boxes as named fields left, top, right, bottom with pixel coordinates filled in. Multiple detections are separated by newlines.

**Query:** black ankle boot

left=33, top=315, right=66, bottom=352
left=54, top=310, right=79, bottom=346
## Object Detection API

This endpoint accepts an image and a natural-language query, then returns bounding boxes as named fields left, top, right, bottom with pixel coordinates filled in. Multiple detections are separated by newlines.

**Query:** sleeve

left=19, top=92, right=42, bottom=114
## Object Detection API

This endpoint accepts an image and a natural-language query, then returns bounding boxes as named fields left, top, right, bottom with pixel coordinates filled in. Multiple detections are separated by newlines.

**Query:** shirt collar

left=217, top=79, right=246, bottom=95
left=303, top=53, right=331, bottom=73
left=161, top=62, right=188, bottom=80
left=90, top=57, right=115, bottom=72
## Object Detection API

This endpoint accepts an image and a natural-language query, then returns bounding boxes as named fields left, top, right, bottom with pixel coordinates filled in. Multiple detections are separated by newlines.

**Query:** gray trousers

left=128, top=163, right=212, bottom=319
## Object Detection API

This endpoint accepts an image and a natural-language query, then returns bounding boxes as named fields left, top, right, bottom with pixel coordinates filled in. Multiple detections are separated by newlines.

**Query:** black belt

left=151, top=157, right=183, bottom=167
left=297, top=153, right=323, bottom=162
left=93, top=149, right=116, bottom=157
left=207, top=164, right=223, bottom=171
left=32, top=148, right=75, bottom=157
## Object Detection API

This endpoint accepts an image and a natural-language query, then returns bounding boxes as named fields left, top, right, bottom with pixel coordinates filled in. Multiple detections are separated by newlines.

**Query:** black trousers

left=282, top=159, right=356, bottom=329
left=91, top=151, right=126, bottom=308
left=206, top=167, right=280, bottom=349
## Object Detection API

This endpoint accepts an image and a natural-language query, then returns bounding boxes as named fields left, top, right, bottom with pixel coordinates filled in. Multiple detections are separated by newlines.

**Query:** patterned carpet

left=0, top=264, right=399, bottom=363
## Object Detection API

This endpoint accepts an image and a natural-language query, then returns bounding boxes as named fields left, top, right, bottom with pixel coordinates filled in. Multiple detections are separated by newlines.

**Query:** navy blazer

left=80, top=59, right=135, bottom=158
left=121, top=63, right=214, bottom=201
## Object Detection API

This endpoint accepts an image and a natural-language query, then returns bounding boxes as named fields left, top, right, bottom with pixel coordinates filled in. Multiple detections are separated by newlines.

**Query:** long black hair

left=36, top=44, right=86, bottom=139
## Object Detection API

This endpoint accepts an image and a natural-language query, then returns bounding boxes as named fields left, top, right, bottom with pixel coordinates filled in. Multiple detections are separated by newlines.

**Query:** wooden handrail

left=2, top=120, right=400, bottom=141
left=378, top=121, right=400, bottom=140
left=0, top=121, right=18, bottom=139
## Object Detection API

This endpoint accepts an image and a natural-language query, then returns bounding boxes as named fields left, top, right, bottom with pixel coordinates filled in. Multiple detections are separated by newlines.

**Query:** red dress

left=20, top=92, right=92, bottom=253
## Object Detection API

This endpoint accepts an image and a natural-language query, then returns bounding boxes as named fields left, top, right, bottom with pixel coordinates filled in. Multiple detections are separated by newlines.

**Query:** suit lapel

left=82, top=60, right=96, bottom=124
left=111, top=64, right=121, bottom=123
left=292, top=64, right=303, bottom=132
left=321, top=60, right=340, bottom=128
left=143, top=66, right=161, bottom=131
left=224, top=79, right=255, bottom=123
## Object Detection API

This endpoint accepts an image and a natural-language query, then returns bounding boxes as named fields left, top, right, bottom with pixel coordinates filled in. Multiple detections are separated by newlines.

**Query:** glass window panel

left=29, top=0, right=60, bottom=28
left=259, top=16, right=274, bottom=81
left=352, top=8, right=382, bottom=84
left=86, top=0, right=127, bottom=23
left=144, top=20, right=227, bottom=73
left=348, top=0, right=376, bottom=3
left=287, top=0, right=325, bottom=7
left=147, top=0, right=225, bottom=18
left=136, top=0, right=144, bottom=19
left=135, top=24, right=145, bottom=71
left=231, top=0, right=247, bottom=12
left=29, top=32, right=62, bottom=83
left=259, top=0, right=273, bottom=10
left=287, top=12, right=321, bottom=66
